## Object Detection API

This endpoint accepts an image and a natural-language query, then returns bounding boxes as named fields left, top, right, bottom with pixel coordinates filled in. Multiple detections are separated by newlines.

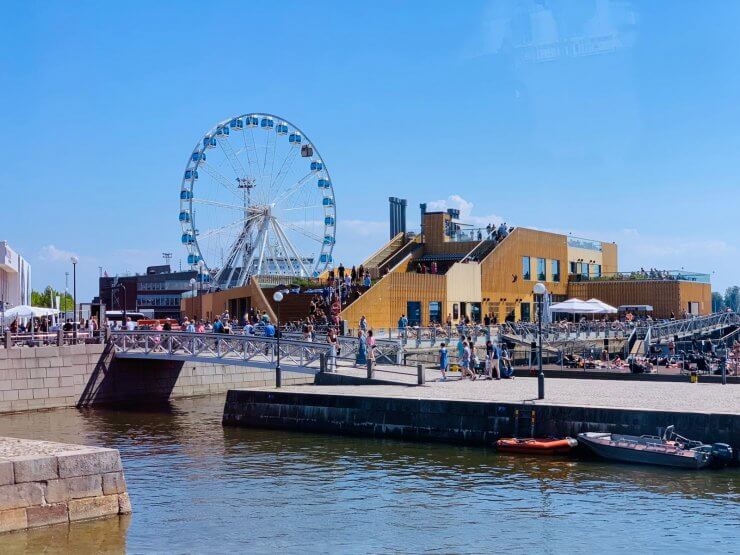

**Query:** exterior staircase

left=263, top=286, right=316, bottom=324
left=361, top=233, right=409, bottom=278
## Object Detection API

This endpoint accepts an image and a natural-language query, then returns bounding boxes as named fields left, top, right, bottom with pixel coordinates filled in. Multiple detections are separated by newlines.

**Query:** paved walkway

left=268, top=375, right=740, bottom=414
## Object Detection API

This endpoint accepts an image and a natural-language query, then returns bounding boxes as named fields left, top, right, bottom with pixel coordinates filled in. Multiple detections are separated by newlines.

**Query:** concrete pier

left=0, top=437, right=130, bottom=533
left=222, top=378, right=740, bottom=451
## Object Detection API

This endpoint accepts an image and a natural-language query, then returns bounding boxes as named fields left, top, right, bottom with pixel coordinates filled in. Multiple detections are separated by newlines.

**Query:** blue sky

left=1, top=0, right=738, bottom=301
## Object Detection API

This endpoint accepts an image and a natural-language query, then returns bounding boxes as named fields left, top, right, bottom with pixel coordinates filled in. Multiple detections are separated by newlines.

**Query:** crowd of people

left=437, top=336, right=515, bottom=381
left=3, top=316, right=100, bottom=336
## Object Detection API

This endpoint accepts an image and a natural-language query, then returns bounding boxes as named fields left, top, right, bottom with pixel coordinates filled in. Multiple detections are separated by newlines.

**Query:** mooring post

left=320, top=352, right=327, bottom=373
left=417, top=363, right=425, bottom=385
left=366, top=358, right=373, bottom=379
left=57, top=329, right=63, bottom=347
left=4, top=331, right=11, bottom=349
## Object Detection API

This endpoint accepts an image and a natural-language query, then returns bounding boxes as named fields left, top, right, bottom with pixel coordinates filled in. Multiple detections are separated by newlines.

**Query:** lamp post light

left=273, top=291, right=284, bottom=388
left=533, top=282, right=547, bottom=400
left=189, top=278, right=197, bottom=320
left=70, top=256, right=79, bottom=339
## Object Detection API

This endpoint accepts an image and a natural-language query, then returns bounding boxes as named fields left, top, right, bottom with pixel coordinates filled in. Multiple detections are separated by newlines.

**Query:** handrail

left=110, top=329, right=404, bottom=366
left=649, top=312, right=740, bottom=341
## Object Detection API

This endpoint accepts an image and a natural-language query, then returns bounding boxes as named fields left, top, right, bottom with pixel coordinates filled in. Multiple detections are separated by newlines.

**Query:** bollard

left=4, top=331, right=10, bottom=349
left=417, top=363, right=425, bottom=385
left=366, top=358, right=373, bottom=379
left=57, top=329, right=63, bottom=347
left=320, top=352, right=327, bottom=373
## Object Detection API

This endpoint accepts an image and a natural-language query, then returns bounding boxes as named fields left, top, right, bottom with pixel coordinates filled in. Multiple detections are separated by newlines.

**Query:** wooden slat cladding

left=340, top=271, right=447, bottom=330
left=567, top=280, right=711, bottom=318
left=480, top=228, right=570, bottom=321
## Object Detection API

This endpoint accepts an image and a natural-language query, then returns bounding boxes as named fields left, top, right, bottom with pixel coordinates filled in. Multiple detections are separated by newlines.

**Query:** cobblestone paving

left=270, top=374, right=740, bottom=414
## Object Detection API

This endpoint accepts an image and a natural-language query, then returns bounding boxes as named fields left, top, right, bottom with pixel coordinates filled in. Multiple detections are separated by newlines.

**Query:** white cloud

left=38, top=245, right=79, bottom=262
left=426, top=195, right=505, bottom=228
left=339, top=219, right=387, bottom=238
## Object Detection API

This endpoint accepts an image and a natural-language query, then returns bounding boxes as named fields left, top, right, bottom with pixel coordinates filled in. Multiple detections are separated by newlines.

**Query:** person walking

left=439, top=342, right=449, bottom=381
left=355, top=329, right=367, bottom=367
left=500, top=346, right=513, bottom=378
left=367, top=329, right=377, bottom=369
left=327, top=329, right=339, bottom=372
left=461, top=341, right=476, bottom=380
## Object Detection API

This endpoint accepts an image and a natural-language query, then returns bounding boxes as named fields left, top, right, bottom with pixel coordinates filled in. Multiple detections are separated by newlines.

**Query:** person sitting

left=563, top=353, right=579, bottom=368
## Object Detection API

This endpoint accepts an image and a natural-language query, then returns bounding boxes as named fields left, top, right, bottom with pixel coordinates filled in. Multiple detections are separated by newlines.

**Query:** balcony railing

left=570, top=270, right=710, bottom=284
left=447, top=227, right=493, bottom=243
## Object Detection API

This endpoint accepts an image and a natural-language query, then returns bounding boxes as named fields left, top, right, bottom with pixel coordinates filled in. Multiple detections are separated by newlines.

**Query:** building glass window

left=429, top=301, right=442, bottom=324
left=551, top=260, right=561, bottom=282
left=522, top=256, right=531, bottom=280
left=452, top=303, right=459, bottom=320
left=520, top=302, right=531, bottom=322
left=593, top=264, right=601, bottom=278
left=581, top=263, right=589, bottom=279
left=537, top=258, right=546, bottom=281
left=569, top=261, right=577, bottom=275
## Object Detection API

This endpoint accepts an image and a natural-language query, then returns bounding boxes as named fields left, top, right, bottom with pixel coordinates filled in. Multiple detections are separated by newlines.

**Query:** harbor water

left=0, top=394, right=737, bottom=553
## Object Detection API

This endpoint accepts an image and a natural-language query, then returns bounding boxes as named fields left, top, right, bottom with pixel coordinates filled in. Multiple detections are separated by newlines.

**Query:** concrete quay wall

left=0, top=344, right=312, bottom=413
left=0, top=437, right=130, bottom=534
left=222, top=390, right=740, bottom=451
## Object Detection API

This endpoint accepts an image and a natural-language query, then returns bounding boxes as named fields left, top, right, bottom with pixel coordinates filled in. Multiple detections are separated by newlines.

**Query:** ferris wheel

left=179, top=113, right=336, bottom=288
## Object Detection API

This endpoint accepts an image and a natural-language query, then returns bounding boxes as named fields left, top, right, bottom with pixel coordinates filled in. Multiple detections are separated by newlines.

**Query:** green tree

left=31, top=286, right=74, bottom=311
left=725, top=286, right=740, bottom=312
left=712, top=292, right=725, bottom=312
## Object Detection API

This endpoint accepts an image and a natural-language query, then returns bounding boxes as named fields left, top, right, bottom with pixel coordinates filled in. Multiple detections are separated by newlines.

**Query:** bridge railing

left=649, top=312, right=740, bottom=342
left=111, top=330, right=331, bottom=369
left=110, top=330, right=404, bottom=367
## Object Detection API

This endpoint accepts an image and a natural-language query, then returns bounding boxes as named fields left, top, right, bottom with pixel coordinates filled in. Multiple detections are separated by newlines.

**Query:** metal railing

left=110, top=330, right=404, bottom=367
left=348, top=326, right=495, bottom=348
left=648, top=312, right=740, bottom=342
left=111, top=330, right=330, bottom=371
left=570, top=269, right=710, bottom=283
left=1, top=330, right=99, bottom=348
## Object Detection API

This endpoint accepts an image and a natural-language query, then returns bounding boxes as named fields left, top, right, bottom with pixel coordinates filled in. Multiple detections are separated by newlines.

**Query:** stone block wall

left=0, top=437, right=130, bottom=534
left=0, top=344, right=103, bottom=413
left=223, top=390, right=740, bottom=452
left=0, top=344, right=313, bottom=413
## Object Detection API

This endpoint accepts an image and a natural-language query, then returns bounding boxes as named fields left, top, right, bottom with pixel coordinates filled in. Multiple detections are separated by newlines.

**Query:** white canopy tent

left=548, top=298, right=599, bottom=316
left=585, top=298, right=618, bottom=314
left=1, top=305, right=61, bottom=339
left=3, top=305, right=60, bottom=319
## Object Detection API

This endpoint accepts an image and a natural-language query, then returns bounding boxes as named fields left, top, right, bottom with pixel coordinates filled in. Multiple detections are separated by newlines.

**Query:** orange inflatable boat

left=496, top=437, right=578, bottom=455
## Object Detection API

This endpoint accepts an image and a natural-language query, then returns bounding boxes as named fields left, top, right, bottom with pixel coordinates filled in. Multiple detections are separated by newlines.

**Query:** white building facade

left=0, top=241, right=31, bottom=309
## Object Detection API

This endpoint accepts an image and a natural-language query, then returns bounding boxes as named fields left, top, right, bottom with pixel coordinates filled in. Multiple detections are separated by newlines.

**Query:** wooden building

left=182, top=205, right=711, bottom=326
left=339, top=209, right=709, bottom=327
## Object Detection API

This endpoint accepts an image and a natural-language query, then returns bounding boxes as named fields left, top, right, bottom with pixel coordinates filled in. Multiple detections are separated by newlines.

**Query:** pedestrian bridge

left=110, top=331, right=403, bottom=372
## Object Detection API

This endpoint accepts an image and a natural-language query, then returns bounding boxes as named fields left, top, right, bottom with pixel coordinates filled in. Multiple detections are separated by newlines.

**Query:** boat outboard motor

left=709, top=443, right=733, bottom=467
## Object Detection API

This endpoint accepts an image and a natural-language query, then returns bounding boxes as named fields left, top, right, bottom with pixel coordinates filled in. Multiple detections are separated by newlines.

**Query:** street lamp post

left=71, top=256, right=79, bottom=339
left=534, top=282, right=547, bottom=399
left=189, top=278, right=196, bottom=320
left=110, top=283, right=126, bottom=331
left=273, top=291, right=283, bottom=388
